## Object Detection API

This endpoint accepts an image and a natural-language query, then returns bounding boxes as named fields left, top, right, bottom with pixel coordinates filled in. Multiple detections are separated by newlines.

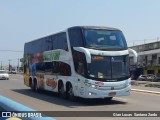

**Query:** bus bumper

left=84, top=85, right=131, bottom=99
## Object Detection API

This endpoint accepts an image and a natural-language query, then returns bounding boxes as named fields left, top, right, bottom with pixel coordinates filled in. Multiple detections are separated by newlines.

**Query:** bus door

left=76, top=61, right=86, bottom=97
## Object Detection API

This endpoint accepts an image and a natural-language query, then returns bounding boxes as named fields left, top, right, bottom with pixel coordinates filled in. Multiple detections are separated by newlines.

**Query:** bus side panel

left=24, top=68, right=30, bottom=87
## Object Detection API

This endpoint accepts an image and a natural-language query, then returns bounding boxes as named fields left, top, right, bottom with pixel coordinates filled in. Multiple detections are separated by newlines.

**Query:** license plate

left=108, top=92, right=116, bottom=96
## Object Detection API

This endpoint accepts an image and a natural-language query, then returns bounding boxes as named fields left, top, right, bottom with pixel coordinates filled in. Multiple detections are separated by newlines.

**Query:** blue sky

left=0, top=0, right=160, bottom=66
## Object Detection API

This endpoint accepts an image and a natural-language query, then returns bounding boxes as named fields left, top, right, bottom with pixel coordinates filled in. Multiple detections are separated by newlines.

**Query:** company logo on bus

left=92, top=56, right=104, bottom=60
left=95, top=82, right=104, bottom=86
left=106, top=79, right=117, bottom=82
left=46, top=78, right=57, bottom=89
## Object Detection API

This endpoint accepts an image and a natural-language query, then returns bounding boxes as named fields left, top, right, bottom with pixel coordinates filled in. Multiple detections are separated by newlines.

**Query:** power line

left=0, top=50, right=23, bottom=52
left=127, top=37, right=160, bottom=47
left=127, top=38, right=157, bottom=42
left=1, top=61, right=2, bottom=70
left=8, top=59, right=11, bottom=71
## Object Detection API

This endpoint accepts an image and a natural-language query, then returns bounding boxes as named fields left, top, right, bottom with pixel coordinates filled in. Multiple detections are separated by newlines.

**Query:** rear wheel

left=68, top=84, right=76, bottom=101
left=34, top=80, right=39, bottom=92
left=58, top=82, right=67, bottom=99
left=29, top=78, right=34, bottom=91
left=31, top=82, right=35, bottom=91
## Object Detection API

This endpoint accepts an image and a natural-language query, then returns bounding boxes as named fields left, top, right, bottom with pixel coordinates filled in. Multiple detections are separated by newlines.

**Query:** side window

left=53, top=32, right=68, bottom=50
left=44, top=61, right=71, bottom=76
left=36, top=62, right=45, bottom=72
left=68, top=28, right=84, bottom=47
left=52, top=35, right=57, bottom=50
left=52, top=62, right=60, bottom=74
left=45, top=62, right=53, bottom=74
left=59, top=62, right=71, bottom=76
left=44, top=36, right=53, bottom=51
left=72, top=50, right=87, bottom=76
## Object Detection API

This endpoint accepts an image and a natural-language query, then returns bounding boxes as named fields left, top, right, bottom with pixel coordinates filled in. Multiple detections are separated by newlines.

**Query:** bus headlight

left=91, top=84, right=96, bottom=88
left=90, top=84, right=99, bottom=89
left=88, top=92, right=97, bottom=95
left=85, top=83, right=98, bottom=89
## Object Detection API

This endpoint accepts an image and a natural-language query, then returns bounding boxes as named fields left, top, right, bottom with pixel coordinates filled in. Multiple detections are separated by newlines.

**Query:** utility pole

left=0, top=61, right=1, bottom=69
left=17, top=59, right=19, bottom=73
left=8, top=59, right=11, bottom=71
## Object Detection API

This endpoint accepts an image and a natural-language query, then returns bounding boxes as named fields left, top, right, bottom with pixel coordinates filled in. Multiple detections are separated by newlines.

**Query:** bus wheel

left=30, top=78, right=34, bottom=91
left=31, top=81, right=35, bottom=91
left=68, top=84, right=76, bottom=101
left=34, top=80, right=39, bottom=92
left=58, top=82, right=66, bottom=99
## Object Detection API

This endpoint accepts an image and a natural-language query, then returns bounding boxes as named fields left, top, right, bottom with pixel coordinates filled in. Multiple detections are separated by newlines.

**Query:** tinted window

left=59, top=62, right=71, bottom=76
left=68, top=28, right=84, bottom=47
left=44, top=61, right=71, bottom=76
left=88, top=55, right=130, bottom=81
left=53, top=33, right=68, bottom=50
left=72, top=50, right=87, bottom=76
left=24, top=32, right=67, bottom=55
left=36, top=62, right=45, bottom=72
left=45, top=62, right=53, bottom=74
left=43, top=36, right=53, bottom=51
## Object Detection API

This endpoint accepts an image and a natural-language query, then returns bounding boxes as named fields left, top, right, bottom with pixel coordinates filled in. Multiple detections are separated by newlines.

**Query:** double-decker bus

left=23, top=26, right=137, bottom=100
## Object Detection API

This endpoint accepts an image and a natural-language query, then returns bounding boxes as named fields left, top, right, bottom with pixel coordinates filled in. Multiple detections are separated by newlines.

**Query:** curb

left=0, top=96, right=55, bottom=120
left=131, top=81, right=160, bottom=88
left=131, top=89, right=160, bottom=95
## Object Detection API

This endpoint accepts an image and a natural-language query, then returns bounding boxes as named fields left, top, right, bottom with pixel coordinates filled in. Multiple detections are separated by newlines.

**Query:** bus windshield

left=84, top=29, right=127, bottom=50
left=88, top=55, right=130, bottom=81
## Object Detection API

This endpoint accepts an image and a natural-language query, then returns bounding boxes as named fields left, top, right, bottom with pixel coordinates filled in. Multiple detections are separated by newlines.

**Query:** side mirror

left=128, top=48, right=138, bottom=64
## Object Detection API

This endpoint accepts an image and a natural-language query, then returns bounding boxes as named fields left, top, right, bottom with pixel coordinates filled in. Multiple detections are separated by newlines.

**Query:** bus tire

left=68, top=83, right=76, bottom=101
left=58, top=81, right=67, bottom=99
left=30, top=79, right=35, bottom=91
left=34, top=79, right=39, bottom=92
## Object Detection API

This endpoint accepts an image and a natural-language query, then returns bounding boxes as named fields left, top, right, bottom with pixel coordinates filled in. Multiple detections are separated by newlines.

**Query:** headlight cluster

left=90, top=84, right=96, bottom=88
left=86, top=83, right=98, bottom=89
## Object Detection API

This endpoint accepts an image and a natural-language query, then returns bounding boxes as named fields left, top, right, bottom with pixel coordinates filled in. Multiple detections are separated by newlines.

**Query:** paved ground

left=132, top=85, right=160, bottom=92
left=0, top=74, right=160, bottom=120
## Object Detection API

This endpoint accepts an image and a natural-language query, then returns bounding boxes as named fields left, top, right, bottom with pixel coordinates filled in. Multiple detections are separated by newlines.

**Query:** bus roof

left=25, top=26, right=121, bottom=44
left=68, top=26, right=121, bottom=31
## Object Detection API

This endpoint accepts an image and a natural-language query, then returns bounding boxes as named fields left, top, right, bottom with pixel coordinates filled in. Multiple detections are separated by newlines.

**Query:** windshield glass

left=84, top=29, right=127, bottom=50
left=88, top=55, right=129, bottom=81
